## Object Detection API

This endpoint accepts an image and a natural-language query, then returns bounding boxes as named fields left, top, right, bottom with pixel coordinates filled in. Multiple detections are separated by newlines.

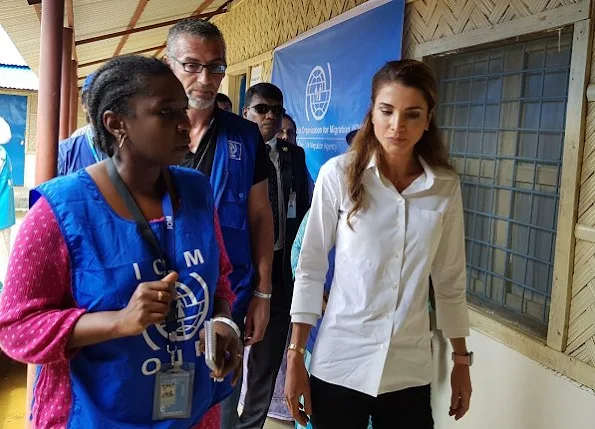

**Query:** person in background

left=285, top=60, right=472, bottom=429
left=276, top=113, right=315, bottom=202
left=164, top=18, right=274, bottom=429
left=0, top=55, right=241, bottom=429
left=0, top=127, right=15, bottom=290
left=58, top=73, right=108, bottom=175
left=276, top=113, right=297, bottom=145
left=238, top=83, right=310, bottom=429
left=216, top=93, right=233, bottom=112
left=71, top=73, right=96, bottom=137
left=345, top=129, right=358, bottom=146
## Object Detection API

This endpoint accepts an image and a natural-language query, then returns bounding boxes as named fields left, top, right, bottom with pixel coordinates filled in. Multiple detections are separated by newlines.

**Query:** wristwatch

left=452, top=351, right=474, bottom=366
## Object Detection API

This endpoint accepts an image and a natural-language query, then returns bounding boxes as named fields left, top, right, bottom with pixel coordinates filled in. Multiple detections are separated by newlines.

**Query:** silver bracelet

left=252, top=289, right=272, bottom=299
left=211, top=316, right=241, bottom=339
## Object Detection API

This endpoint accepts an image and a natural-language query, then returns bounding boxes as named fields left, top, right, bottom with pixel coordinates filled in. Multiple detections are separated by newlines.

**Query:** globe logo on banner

left=305, top=63, right=332, bottom=121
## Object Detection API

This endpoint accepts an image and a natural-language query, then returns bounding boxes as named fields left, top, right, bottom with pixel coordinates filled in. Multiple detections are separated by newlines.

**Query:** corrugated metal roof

left=0, top=64, right=39, bottom=91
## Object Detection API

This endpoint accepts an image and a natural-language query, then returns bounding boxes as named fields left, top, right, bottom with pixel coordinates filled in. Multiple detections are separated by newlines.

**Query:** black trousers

left=237, top=249, right=291, bottom=429
left=310, top=376, right=434, bottom=429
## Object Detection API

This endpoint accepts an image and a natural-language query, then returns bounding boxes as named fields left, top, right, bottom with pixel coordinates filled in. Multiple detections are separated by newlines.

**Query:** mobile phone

left=204, top=320, right=218, bottom=372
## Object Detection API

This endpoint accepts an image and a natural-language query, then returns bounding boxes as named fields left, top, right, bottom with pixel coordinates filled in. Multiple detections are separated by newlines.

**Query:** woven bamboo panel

left=403, top=0, right=583, bottom=58
left=216, top=0, right=582, bottom=70
left=215, top=0, right=369, bottom=66
left=568, top=39, right=595, bottom=367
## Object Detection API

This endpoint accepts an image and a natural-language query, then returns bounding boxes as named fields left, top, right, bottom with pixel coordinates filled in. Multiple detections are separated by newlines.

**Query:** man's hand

left=243, top=294, right=270, bottom=346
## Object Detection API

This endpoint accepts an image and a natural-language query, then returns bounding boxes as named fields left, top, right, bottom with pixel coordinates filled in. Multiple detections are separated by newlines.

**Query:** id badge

left=153, top=363, right=195, bottom=420
left=287, top=192, right=297, bottom=219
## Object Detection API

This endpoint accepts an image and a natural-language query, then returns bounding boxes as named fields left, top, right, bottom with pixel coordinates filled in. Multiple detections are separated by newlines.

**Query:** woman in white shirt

left=284, top=60, right=472, bottom=429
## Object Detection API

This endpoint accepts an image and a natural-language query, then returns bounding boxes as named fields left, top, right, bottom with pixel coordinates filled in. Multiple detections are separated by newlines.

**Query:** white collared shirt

left=266, top=137, right=285, bottom=251
left=291, top=154, right=470, bottom=397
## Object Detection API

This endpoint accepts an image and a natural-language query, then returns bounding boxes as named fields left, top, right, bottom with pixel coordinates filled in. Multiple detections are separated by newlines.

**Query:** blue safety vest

left=208, top=110, right=259, bottom=320
left=57, top=129, right=107, bottom=176
left=33, top=167, right=221, bottom=428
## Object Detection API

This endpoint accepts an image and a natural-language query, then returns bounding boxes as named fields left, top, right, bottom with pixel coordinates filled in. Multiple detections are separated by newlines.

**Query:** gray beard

left=189, top=96, right=214, bottom=110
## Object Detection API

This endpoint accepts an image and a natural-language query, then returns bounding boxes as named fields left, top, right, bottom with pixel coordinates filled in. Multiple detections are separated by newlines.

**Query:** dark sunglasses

left=248, top=104, right=286, bottom=116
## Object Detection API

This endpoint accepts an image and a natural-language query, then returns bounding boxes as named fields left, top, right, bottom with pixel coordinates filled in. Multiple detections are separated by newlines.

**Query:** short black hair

left=81, top=90, right=89, bottom=107
left=166, top=18, right=226, bottom=60
left=87, top=55, right=174, bottom=157
left=216, top=93, right=232, bottom=106
left=283, top=113, right=296, bottom=130
left=346, top=129, right=358, bottom=145
left=245, top=83, right=283, bottom=108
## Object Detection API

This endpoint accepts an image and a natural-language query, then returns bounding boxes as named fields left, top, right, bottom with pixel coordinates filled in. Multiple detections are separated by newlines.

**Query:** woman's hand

left=199, top=318, right=243, bottom=382
left=115, top=272, right=178, bottom=337
left=449, top=363, right=472, bottom=420
left=285, top=351, right=311, bottom=427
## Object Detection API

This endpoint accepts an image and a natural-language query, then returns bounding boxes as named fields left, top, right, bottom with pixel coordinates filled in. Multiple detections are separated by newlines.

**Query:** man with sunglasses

left=165, top=19, right=275, bottom=429
left=239, top=83, right=311, bottom=429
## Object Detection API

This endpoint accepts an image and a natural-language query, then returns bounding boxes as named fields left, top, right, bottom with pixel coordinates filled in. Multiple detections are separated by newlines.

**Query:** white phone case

left=204, top=320, right=218, bottom=372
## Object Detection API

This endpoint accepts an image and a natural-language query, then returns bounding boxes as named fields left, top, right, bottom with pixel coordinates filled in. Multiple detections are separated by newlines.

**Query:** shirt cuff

left=291, top=313, right=318, bottom=327
left=440, top=327, right=470, bottom=339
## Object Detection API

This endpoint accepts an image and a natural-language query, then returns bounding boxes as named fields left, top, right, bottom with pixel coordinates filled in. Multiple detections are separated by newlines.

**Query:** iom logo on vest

left=305, top=63, right=332, bottom=121
left=134, top=249, right=210, bottom=376
left=228, top=140, right=242, bottom=161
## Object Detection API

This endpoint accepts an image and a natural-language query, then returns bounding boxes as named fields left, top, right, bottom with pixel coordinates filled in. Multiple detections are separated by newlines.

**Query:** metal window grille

left=437, top=33, right=572, bottom=332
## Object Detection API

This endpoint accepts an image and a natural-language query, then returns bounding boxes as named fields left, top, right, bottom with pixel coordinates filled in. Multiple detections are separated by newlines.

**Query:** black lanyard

left=106, top=158, right=178, bottom=341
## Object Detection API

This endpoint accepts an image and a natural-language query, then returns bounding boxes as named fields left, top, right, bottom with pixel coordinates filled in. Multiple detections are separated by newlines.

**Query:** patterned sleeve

left=213, top=211, right=235, bottom=308
left=0, top=197, right=86, bottom=364
left=291, top=210, right=310, bottom=279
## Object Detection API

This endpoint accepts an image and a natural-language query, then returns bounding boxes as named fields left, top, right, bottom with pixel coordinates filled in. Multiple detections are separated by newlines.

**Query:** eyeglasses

left=248, top=104, right=286, bottom=116
left=172, top=57, right=227, bottom=74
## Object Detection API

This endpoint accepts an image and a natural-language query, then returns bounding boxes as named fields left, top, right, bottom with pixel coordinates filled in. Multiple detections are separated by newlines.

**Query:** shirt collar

left=366, top=152, right=437, bottom=191
left=266, top=136, right=278, bottom=151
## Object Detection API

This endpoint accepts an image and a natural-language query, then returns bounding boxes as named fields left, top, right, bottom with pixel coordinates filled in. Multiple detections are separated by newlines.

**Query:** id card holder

left=152, top=363, right=195, bottom=420
left=287, top=191, right=297, bottom=219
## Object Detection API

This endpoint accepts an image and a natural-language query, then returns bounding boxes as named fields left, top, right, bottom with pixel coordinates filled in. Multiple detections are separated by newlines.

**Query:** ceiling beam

left=75, top=8, right=227, bottom=46
left=113, top=0, right=150, bottom=57
left=78, top=44, right=165, bottom=68
left=153, top=0, right=233, bottom=59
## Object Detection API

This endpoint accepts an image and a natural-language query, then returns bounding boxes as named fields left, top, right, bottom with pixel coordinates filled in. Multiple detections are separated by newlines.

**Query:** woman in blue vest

left=0, top=55, right=241, bottom=429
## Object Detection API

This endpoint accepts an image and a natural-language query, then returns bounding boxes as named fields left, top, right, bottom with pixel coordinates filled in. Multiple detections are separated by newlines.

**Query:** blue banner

left=272, top=0, right=404, bottom=180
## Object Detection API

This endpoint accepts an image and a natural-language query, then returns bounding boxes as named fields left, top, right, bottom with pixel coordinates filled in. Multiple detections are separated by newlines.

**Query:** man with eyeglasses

left=239, top=83, right=311, bottom=429
left=165, top=18, right=275, bottom=429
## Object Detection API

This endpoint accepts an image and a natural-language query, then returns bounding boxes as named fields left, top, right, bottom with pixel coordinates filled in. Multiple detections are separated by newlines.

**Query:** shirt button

left=239, top=192, right=244, bottom=198
left=395, top=224, right=401, bottom=231
left=397, top=198, right=404, bottom=204
left=395, top=253, right=401, bottom=260
left=380, top=344, right=386, bottom=350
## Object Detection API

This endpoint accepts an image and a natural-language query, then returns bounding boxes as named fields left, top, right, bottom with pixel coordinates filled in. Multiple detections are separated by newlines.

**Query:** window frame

left=414, top=1, right=594, bottom=388
left=435, top=32, right=573, bottom=338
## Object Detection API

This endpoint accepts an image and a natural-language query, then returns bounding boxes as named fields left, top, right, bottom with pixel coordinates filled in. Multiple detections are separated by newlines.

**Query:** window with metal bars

left=437, top=32, right=572, bottom=335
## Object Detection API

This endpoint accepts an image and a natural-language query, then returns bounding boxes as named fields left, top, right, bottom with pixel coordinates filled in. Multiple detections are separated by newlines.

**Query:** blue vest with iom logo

left=34, top=167, right=222, bottom=428
left=209, top=110, right=259, bottom=320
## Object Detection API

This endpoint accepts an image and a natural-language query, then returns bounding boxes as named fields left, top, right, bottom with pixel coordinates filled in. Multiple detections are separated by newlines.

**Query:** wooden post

left=69, top=60, right=79, bottom=133
left=34, top=0, right=65, bottom=184
left=59, top=27, right=73, bottom=140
